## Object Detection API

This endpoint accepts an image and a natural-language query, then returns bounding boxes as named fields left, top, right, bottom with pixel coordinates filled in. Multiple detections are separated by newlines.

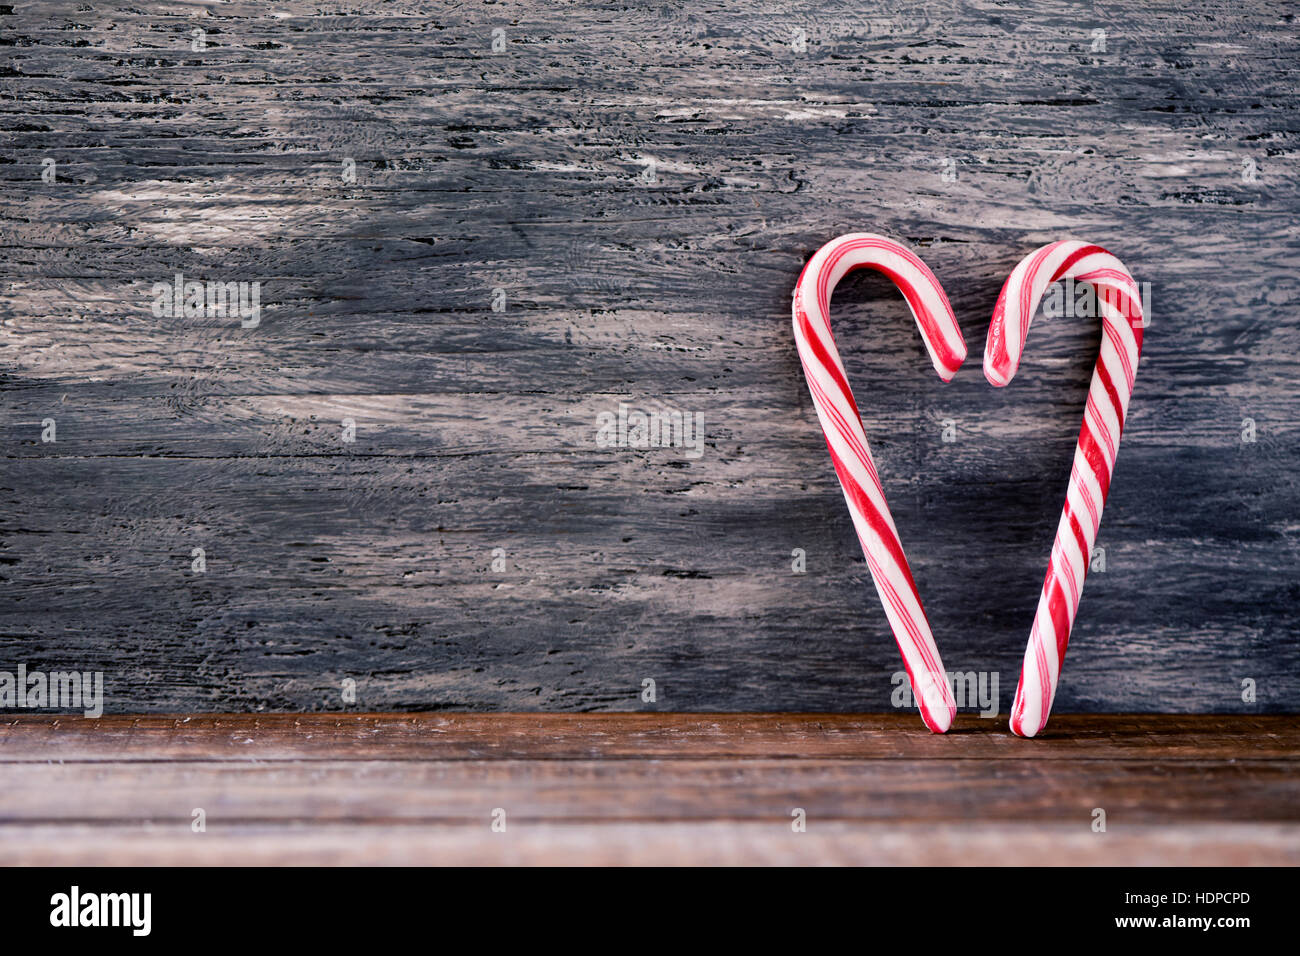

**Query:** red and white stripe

left=984, top=240, right=1145, bottom=738
left=792, top=234, right=967, bottom=733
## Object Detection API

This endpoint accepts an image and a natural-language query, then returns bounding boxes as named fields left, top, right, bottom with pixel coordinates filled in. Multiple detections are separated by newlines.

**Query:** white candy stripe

left=793, top=234, right=967, bottom=733
left=984, top=240, right=1145, bottom=737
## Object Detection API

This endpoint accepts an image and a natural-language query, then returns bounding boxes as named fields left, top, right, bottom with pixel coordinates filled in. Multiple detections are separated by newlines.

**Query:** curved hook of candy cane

left=792, top=233, right=967, bottom=733
left=984, top=240, right=1145, bottom=737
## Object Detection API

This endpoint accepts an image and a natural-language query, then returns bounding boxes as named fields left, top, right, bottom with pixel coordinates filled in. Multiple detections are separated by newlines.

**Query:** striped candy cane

left=985, top=241, right=1145, bottom=737
left=793, top=234, right=967, bottom=733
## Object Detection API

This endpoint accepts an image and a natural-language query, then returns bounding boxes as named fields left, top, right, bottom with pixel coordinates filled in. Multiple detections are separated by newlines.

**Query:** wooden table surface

left=2, top=713, right=1297, bottom=865
left=3, top=1, right=1298, bottom=717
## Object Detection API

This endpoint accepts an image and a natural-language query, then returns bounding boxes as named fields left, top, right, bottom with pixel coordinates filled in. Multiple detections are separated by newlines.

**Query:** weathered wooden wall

left=2, top=1, right=1297, bottom=715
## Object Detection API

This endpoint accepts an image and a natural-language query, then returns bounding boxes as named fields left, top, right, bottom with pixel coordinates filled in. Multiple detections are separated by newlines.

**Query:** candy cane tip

left=982, top=356, right=1014, bottom=387
left=1008, top=707, right=1045, bottom=738
left=923, top=709, right=954, bottom=734
left=934, top=347, right=966, bottom=383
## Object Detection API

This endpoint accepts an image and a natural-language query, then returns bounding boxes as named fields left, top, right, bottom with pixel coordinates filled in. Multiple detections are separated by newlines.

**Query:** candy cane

left=985, top=240, right=1145, bottom=737
left=793, top=234, right=967, bottom=733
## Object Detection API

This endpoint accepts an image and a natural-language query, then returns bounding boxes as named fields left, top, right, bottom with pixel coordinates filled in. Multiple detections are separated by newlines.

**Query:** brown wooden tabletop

left=1, top=713, right=1297, bottom=866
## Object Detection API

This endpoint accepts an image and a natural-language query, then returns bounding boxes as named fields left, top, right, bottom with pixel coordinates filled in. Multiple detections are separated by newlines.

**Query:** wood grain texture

left=1, top=2, right=1298, bottom=714
left=11, top=822, right=1300, bottom=866
left=3, top=712, right=1298, bottom=760
left=1, top=714, right=1297, bottom=865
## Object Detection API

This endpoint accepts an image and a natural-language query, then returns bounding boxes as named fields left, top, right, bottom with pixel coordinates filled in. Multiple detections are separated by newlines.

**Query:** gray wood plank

left=2, top=1, right=1298, bottom=713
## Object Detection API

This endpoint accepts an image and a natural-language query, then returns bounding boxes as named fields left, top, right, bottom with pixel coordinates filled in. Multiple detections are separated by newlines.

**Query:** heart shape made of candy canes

left=792, top=234, right=1145, bottom=737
